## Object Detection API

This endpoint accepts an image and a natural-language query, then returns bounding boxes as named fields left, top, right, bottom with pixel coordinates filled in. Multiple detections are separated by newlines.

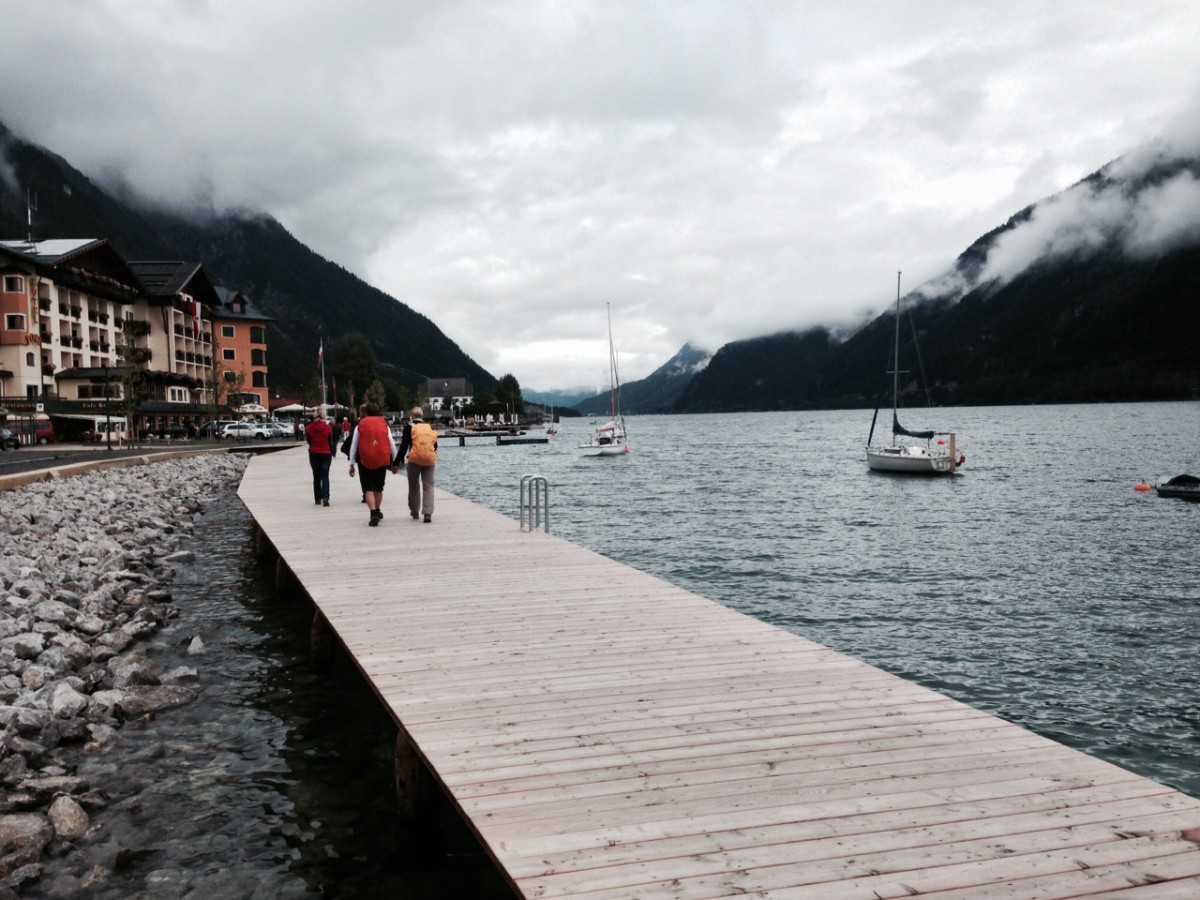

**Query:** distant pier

left=443, top=427, right=549, bottom=446
left=239, top=446, right=1200, bottom=898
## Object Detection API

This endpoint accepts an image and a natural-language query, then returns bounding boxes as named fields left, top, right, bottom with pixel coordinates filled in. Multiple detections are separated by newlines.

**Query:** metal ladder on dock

left=519, top=474, right=550, bottom=533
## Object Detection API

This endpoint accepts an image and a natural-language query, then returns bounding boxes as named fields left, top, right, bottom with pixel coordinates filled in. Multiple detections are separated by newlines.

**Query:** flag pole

left=318, top=339, right=327, bottom=409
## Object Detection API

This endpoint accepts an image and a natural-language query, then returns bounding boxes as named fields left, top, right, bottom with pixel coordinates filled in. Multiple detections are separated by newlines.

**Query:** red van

left=6, top=418, right=56, bottom=445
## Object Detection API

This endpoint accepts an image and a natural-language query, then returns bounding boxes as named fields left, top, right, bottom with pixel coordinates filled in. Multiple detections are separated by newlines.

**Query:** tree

left=382, top=378, right=409, bottom=413
left=494, top=373, right=524, bottom=415
left=117, top=327, right=149, bottom=444
left=365, top=378, right=388, bottom=409
left=332, top=333, right=377, bottom=409
left=223, top=368, right=247, bottom=413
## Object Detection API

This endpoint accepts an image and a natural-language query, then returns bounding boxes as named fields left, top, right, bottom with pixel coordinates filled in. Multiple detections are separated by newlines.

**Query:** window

left=222, top=325, right=235, bottom=338
left=250, top=326, right=265, bottom=344
left=4, top=314, right=26, bottom=331
left=251, top=349, right=266, bottom=366
left=26, top=352, right=34, bottom=366
left=222, top=348, right=236, bottom=361
left=3, top=275, right=24, bottom=293
left=252, top=371, right=267, bottom=387
left=168, top=387, right=189, bottom=403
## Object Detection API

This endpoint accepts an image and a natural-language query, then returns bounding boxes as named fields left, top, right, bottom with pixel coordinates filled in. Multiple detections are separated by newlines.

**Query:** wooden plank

left=238, top=448, right=1200, bottom=898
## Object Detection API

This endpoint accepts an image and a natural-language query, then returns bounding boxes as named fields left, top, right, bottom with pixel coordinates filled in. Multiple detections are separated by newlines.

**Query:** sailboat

left=579, top=304, right=629, bottom=457
left=865, top=272, right=964, bottom=475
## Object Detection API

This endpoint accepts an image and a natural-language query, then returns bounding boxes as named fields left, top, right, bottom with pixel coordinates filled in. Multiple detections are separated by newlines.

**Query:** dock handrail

left=519, top=473, right=550, bottom=533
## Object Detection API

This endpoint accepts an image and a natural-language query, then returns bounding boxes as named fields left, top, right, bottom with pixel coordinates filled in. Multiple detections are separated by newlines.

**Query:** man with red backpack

left=347, top=402, right=398, bottom=526
left=397, top=406, right=438, bottom=523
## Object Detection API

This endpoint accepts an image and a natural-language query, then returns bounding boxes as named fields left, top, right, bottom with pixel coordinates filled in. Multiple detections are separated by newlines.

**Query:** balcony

left=97, top=312, right=109, bottom=324
left=90, top=340, right=100, bottom=351
left=42, top=363, right=55, bottom=376
left=70, top=306, right=82, bottom=319
left=40, top=330, right=52, bottom=342
left=126, top=320, right=151, bottom=337
left=38, top=298, right=50, bottom=312
left=58, top=304, right=69, bottom=316
left=71, top=336, right=83, bottom=349
left=100, top=342, right=110, bottom=353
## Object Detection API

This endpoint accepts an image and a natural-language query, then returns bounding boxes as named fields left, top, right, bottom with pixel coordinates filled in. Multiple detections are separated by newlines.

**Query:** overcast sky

left=2, top=1, right=1199, bottom=392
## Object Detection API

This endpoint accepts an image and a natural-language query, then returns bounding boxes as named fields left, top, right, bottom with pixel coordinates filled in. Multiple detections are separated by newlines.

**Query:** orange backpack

left=357, top=417, right=392, bottom=469
left=407, top=422, right=438, bottom=466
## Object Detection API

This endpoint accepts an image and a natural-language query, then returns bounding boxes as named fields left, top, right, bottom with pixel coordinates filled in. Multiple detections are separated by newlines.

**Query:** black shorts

left=359, top=465, right=388, bottom=493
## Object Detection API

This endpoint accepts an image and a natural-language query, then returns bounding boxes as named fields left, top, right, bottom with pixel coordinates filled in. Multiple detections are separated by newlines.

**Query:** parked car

left=198, top=420, right=238, bottom=439
left=220, top=422, right=274, bottom=440
left=0, top=427, right=20, bottom=450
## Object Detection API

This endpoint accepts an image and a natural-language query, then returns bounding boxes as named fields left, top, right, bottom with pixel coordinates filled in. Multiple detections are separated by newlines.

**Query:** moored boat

left=865, top=272, right=964, bottom=475
left=580, top=304, right=629, bottom=457
left=1155, top=473, right=1200, bottom=500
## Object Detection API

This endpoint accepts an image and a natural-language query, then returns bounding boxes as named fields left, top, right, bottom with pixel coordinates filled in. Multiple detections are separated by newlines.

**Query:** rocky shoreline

left=0, top=453, right=248, bottom=896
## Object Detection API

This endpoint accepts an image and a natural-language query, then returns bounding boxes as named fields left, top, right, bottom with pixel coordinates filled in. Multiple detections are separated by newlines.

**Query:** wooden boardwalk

left=238, top=447, right=1200, bottom=898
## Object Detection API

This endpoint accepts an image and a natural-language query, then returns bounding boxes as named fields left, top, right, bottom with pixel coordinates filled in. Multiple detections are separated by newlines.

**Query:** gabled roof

left=213, top=285, right=273, bottom=322
left=0, top=238, right=101, bottom=262
left=0, top=239, right=145, bottom=299
left=128, top=260, right=221, bottom=307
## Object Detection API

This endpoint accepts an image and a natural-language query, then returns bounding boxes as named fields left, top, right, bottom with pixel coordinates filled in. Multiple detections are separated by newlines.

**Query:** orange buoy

left=1135, top=481, right=1152, bottom=493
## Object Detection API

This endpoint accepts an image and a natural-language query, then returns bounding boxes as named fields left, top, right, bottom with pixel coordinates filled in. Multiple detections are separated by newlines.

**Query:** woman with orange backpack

left=397, top=406, right=438, bottom=523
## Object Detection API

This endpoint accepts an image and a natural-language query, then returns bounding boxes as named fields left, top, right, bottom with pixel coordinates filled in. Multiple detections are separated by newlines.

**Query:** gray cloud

left=3, top=0, right=1200, bottom=389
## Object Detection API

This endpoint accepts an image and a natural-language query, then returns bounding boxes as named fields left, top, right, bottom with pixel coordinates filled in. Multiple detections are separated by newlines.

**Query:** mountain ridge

left=0, top=119, right=497, bottom=395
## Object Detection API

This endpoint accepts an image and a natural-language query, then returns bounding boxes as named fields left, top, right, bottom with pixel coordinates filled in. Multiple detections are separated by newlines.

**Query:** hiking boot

left=369, top=510, right=381, bottom=526
left=423, top=514, right=431, bottom=523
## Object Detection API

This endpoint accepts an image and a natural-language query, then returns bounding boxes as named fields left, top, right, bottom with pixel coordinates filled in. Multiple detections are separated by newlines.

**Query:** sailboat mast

left=891, top=271, right=901, bottom=429
left=606, top=303, right=617, bottom=421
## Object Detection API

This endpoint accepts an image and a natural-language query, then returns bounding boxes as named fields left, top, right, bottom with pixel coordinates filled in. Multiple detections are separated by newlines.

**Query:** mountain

left=575, top=343, right=712, bottom=415
left=524, top=388, right=596, bottom=408
left=675, top=145, right=1200, bottom=411
left=0, top=120, right=497, bottom=394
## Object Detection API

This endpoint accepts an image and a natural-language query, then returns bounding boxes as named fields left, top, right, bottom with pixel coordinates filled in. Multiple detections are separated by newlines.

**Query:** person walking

left=305, top=408, right=337, bottom=506
left=397, top=406, right=438, bottom=523
left=347, top=402, right=398, bottom=526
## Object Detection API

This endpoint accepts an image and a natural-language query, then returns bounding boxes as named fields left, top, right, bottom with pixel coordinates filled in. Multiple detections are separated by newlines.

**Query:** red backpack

left=357, top=417, right=392, bottom=469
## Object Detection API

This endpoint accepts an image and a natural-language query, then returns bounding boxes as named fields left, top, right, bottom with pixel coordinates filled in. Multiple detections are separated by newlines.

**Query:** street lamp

left=103, top=364, right=112, bottom=451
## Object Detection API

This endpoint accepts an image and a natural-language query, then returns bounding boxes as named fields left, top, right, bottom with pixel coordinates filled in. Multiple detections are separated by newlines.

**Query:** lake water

left=28, top=403, right=1198, bottom=897
left=437, top=403, right=1200, bottom=798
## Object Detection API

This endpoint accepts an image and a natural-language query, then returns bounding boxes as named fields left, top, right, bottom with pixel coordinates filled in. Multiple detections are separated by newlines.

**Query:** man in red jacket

left=305, top=409, right=337, bottom=506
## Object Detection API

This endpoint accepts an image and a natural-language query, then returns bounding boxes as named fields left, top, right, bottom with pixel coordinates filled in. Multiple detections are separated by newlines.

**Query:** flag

left=332, top=377, right=338, bottom=407
left=317, top=339, right=324, bottom=371
left=191, top=300, right=201, bottom=339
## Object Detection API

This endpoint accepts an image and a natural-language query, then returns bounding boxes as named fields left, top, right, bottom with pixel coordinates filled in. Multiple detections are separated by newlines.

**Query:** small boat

left=580, top=304, right=629, bottom=457
left=866, top=272, right=964, bottom=475
left=1155, top=473, right=1200, bottom=501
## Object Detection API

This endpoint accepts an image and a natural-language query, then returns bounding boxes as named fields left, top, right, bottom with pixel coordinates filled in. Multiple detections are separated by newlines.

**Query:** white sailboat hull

left=580, top=442, right=628, bottom=457
left=866, top=444, right=957, bottom=475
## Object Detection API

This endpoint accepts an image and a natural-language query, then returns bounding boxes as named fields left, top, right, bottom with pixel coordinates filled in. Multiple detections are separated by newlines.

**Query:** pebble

left=0, top=453, right=247, bottom=886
